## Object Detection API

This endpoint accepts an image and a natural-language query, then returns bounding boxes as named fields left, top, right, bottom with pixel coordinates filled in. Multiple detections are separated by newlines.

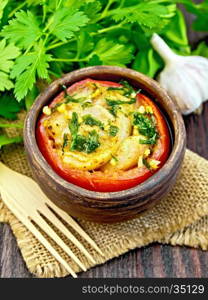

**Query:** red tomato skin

left=36, top=79, right=171, bottom=192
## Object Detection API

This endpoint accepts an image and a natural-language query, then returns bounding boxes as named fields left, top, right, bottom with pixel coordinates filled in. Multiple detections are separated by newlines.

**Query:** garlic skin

left=150, top=33, right=208, bottom=115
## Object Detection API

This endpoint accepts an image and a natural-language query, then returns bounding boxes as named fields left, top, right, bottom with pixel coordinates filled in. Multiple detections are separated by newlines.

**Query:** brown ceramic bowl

left=24, top=66, right=186, bottom=223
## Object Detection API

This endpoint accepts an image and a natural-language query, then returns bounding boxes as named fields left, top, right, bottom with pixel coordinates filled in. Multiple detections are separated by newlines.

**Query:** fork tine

left=46, top=200, right=104, bottom=257
left=0, top=162, right=104, bottom=257
left=0, top=185, right=87, bottom=272
left=0, top=189, right=77, bottom=278
left=33, top=211, right=87, bottom=272
left=41, top=205, right=96, bottom=264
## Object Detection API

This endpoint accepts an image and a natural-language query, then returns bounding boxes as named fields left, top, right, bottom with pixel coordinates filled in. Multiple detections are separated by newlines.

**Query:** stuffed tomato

left=36, top=78, right=170, bottom=192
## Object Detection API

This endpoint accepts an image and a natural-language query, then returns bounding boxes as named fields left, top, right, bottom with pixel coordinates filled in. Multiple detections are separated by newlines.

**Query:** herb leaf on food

left=83, top=114, right=104, bottom=130
left=69, top=111, right=79, bottom=138
left=106, top=98, right=136, bottom=106
left=133, top=112, right=159, bottom=145
left=108, top=125, right=119, bottom=137
left=83, top=130, right=100, bottom=154
left=69, top=112, right=100, bottom=153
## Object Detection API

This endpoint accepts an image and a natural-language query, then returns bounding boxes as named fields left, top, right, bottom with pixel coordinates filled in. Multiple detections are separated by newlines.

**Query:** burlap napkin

left=1, top=121, right=208, bottom=278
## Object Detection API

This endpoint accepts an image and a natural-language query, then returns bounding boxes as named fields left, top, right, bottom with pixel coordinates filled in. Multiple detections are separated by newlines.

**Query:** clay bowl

left=24, top=66, right=186, bottom=223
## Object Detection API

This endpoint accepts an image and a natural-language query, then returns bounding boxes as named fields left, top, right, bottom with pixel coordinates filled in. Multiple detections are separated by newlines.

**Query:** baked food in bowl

left=24, top=66, right=186, bottom=223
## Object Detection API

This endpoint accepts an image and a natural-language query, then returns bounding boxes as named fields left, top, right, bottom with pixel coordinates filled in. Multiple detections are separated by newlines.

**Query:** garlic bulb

left=150, top=33, right=208, bottom=115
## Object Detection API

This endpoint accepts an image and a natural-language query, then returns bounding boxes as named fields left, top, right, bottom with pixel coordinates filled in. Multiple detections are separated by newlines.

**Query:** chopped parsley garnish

left=105, top=81, right=141, bottom=117
left=81, top=101, right=93, bottom=109
left=107, top=81, right=142, bottom=98
left=65, top=95, right=83, bottom=103
left=108, top=125, right=119, bottom=137
left=107, top=86, right=124, bottom=92
left=62, top=133, right=68, bottom=153
left=83, top=130, right=100, bottom=154
left=108, top=104, right=119, bottom=117
left=133, top=112, right=159, bottom=145
left=69, top=112, right=79, bottom=138
left=106, top=98, right=136, bottom=106
left=139, top=133, right=158, bottom=145
left=106, top=98, right=136, bottom=116
left=119, top=80, right=134, bottom=96
left=69, top=112, right=100, bottom=154
left=83, top=114, right=104, bottom=130
left=142, top=158, right=151, bottom=170
left=70, top=130, right=100, bottom=154
left=111, top=155, right=118, bottom=162
left=62, top=85, right=85, bottom=104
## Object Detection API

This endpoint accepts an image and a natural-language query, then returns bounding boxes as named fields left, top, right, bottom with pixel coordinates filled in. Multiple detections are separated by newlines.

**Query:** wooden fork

left=0, top=162, right=104, bottom=278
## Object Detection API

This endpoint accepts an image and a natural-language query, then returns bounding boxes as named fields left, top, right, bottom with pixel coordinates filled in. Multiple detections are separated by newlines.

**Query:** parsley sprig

left=0, top=0, right=206, bottom=148
left=82, top=114, right=104, bottom=130
left=0, top=0, right=183, bottom=103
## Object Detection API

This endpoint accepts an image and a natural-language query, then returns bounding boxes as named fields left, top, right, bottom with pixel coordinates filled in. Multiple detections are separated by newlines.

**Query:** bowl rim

left=24, top=65, right=186, bottom=200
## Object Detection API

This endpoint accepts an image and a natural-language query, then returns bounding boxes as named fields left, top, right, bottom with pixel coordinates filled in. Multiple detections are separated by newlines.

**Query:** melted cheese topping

left=42, top=80, right=159, bottom=171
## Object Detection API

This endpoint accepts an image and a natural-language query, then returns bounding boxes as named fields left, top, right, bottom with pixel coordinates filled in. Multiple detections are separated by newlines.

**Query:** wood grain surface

left=1, top=89, right=208, bottom=279
left=1, top=4, right=208, bottom=278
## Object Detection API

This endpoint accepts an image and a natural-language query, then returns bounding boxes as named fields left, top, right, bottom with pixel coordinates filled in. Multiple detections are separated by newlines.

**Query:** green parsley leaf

left=48, top=8, right=89, bottom=42
left=106, top=98, right=136, bottom=106
left=108, top=104, right=119, bottom=117
left=0, top=72, right=13, bottom=91
left=0, top=134, right=23, bottom=149
left=69, top=111, right=79, bottom=139
left=133, top=112, right=159, bottom=145
left=83, top=130, right=100, bottom=154
left=0, top=0, right=8, bottom=20
left=0, top=40, right=20, bottom=73
left=69, top=112, right=100, bottom=153
left=25, top=85, right=39, bottom=110
left=142, top=158, right=151, bottom=170
left=181, top=0, right=208, bottom=32
left=139, top=133, right=158, bottom=145
left=81, top=1, right=102, bottom=21
left=62, top=85, right=85, bottom=103
left=192, top=41, right=208, bottom=58
left=107, top=86, right=124, bottom=92
left=1, top=10, right=41, bottom=49
left=11, top=44, right=52, bottom=101
left=112, top=1, right=176, bottom=33
left=0, top=39, right=20, bottom=92
left=65, top=0, right=94, bottom=10
left=76, top=30, right=94, bottom=59
left=83, top=114, right=104, bottom=130
left=62, top=133, right=69, bottom=153
left=133, top=48, right=163, bottom=78
left=70, top=130, right=100, bottom=154
left=0, top=93, right=21, bottom=119
left=108, top=125, right=119, bottom=137
left=92, top=38, right=134, bottom=66
left=88, top=54, right=102, bottom=66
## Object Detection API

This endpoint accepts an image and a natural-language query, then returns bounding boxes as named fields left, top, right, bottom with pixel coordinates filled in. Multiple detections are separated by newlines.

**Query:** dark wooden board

left=1, top=3, right=208, bottom=278
left=1, top=100, right=208, bottom=279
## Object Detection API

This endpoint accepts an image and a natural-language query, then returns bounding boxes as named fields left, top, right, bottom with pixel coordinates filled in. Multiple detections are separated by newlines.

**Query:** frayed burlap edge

left=160, top=216, right=208, bottom=251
